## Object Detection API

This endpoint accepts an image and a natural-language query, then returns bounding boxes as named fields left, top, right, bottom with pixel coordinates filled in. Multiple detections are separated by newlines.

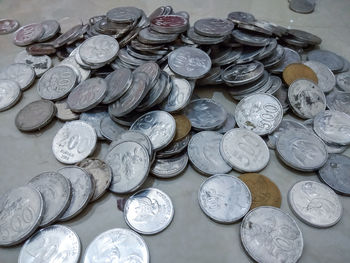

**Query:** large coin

left=37, top=20, right=60, bottom=42
left=100, top=116, right=127, bottom=141
left=0, top=19, right=19, bottom=34
left=124, top=188, right=174, bottom=235
left=241, top=206, right=303, bottom=263
left=18, top=225, right=81, bottom=263
left=14, top=50, right=52, bottom=77
left=336, top=71, right=350, bottom=92
left=13, top=23, right=44, bottom=46
left=194, top=18, right=234, bottom=37
left=304, top=60, right=335, bottom=93
left=151, top=153, right=188, bottom=178
left=102, top=68, right=133, bottom=104
left=79, top=107, right=109, bottom=140
left=0, top=186, right=43, bottom=246
left=282, top=63, right=318, bottom=86
left=0, top=79, right=21, bottom=112
left=307, top=49, right=344, bottom=73
left=0, top=63, right=35, bottom=91
left=198, top=174, right=251, bottom=223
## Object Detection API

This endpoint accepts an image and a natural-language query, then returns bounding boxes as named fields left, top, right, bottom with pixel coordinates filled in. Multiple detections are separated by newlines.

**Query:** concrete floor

left=1, top=0, right=350, bottom=262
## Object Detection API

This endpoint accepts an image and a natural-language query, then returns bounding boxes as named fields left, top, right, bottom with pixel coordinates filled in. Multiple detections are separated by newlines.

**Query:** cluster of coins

left=0, top=5, right=350, bottom=263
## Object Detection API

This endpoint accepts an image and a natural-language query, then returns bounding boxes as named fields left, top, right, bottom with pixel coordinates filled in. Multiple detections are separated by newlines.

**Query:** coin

left=282, top=63, right=318, bottom=86
left=194, top=18, right=234, bottom=37
left=151, top=153, right=188, bottom=178
left=53, top=24, right=85, bottom=48
left=0, top=19, right=19, bottom=34
left=288, top=180, right=342, bottom=228
left=0, top=79, right=21, bottom=112
left=220, top=128, right=270, bottom=172
left=100, top=115, right=127, bottom=141
left=55, top=100, right=79, bottom=121
left=172, top=114, right=191, bottom=142
left=290, top=0, right=315, bottom=14
left=231, top=29, right=271, bottom=46
left=187, top=27, right=225, bottom=45
left=138, top=27, right=179, bottom=44
left=52, top=120, right=97, bottom=164
left=26, top=43, right=57, bottom=56
left=77, top=158, right=112, bottom=202
left=0, top=63, right=35, bottom=91
left=58, top=166, right=94, bottom=221
left=261, top=44, right=285, bottom=68
left=227, top=11, right=255, bottom=24
left=241, top=206, right=303, bottom=263
left=214, top=113, right=236, bottom=134
left=102, top=68, right=133, bottom=104
left=326, top=90, right=350, bottom=115
left=269, top=47, right=301, bottom=74
left=124, top=188, right=174, bottom=235
left=222, top=61, right=264, bottom=86
left=303, top=60, right=335, bottom=93
left=14, top=50, right=52, bottom=77
left=13, top=23, right=44, bottom=46
left=79, top=107, right=109, bottom=140
left=336, top=71, right=350, bottom=92
left=18, top=225, right=81, bottom=263
left=151, top=15, right=189, bottom=34
left=60, top=55, right=91, bottom=83
left=107, top=6, right=142, bottom=23
left=84, top=228, right=149, bottom=263
left=37, top=20, right=60, bottom=42
left=0, top=186, right=43, bottom=246
left=288, top=28, right=321, bottom=45
left=307, top=49, right=344, bottom=73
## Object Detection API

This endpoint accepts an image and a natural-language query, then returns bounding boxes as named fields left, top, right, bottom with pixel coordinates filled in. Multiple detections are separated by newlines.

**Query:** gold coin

left=282, top=63, right=318, bottom=86
left=239, top=173, right=281, bottom=210
left=173, top=114, right=191, bottom=142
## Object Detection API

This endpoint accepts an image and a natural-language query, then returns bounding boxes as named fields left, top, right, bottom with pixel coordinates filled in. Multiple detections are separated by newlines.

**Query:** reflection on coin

left=0, top=79, right=21, bottom=112
left=199, top=174, right=251, bottom=223
left=100, top=116, right=127, bottom=141
left=151, top=153, right=188, bottom=178
left=124, top=188, right=174, bottom=235
left=0, top=63, right=35, bottom=91
left=304, top=60, right=335, bottom=93
left=102, top=68, right=133, bottom=104
left=0, top=19, right=19, bottom=34
left=156, top=133, right=190, bottom=159
left=37, top=20, right=60, bottom=42
left=55, top=100, right=79, bottom=121
left=80, top=108, right=109, bottom=140
left=270, top=47, right=301, bottom=74
left=194, top=18, right=234, bottom=37
left=326, top=90, right=350, bottom=115
left=282, top=63, right=318, bottom=86
left=15, top=50, right=52, bottom=77
left=307, top=49, right=344, bottom=73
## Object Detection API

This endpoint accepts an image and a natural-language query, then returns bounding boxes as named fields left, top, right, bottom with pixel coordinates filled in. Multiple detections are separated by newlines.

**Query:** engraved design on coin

left=151, top=153, right=188, bottom=178
left=13, top=23, right=44, bottom=46
left=0, top=79, right=21, bottom=112
left=15, top=50, right=52, bottom=77
left=0, top=63, right=35, bottom=91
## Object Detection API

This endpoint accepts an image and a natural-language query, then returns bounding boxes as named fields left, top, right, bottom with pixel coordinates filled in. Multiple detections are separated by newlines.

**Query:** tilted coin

left=220, top=128, right=270, bottom=172
left=266, top=75, right=282, bottom=95
left=14, top=50, right=52, bottom=77
left=0, top=186, right=43, bottom=246
left=0, top=19, right=19, bottom=34
left=55, top=100, right=79, bottom=121
left=288, top=180, right=342, bottom=228
left=231, top=29, right=270, bottom=47
left=187, top=27, right=225, bottom=45
left=77, top=158, right=112, bottom=202
left=290, top=0, right=315, bottom=14
left=107, top=6, right=142, bottom=23
left=60, top=55, right=91, bottom=83
left=287, top=28, right=321, bottom=45
left=138, top=27, right=179, bottom=45
left=52, top=120, right=97, bottom=164
left=215, top=113, right=236, bottom=134
left=58, top=166, right=94, bottom=221
left=194, top=18, right=234, bottom=37
left=172, top=114, right=191, bottom=142
left=151, top=15, right=189, bottom=34
left=37, top=20, right=60, bottom=42
left=282, top=63, right=318, bottom=86
left=79, top=107, right=109, bottom=140
left=0, top=79, right=21, bottom=112
left=303, top=60, right=335, bottom=93
left=307, top=49, right=344, bottom=73
left=239, top=173, right=281, bottom=209
left=336, top=71, right=350, bottom=92
left=53, top=24, right=84, bottom=48
left=26, top=43, right=57, bottom=56
left=102, top=68, right=133, bottom=104
left=261, top=44, right=285, bottom=68
left=199, top=174, right=251, bottom=223
left=18, top=225, right=81, bottom=263
left=84, top=228, right=149, bottom=263
left=274, top=84, right=289, bottom=113
left=241, top=206, right=303, bottom=263
left=269, top=47, right=301, bottom=74
left=151, top=153, right=188, bottom=178
left=257, top=38, right=278, bottom=60
left=326, top=90, right=350, bottom=115
left=100, top=115, right=127, bottom=141
left=124, top=188, right=174, bottom=235
left=227, top=11, right=255, bottom=24
left=13, top=23, right=44, bottom=46
left=156, top=133, right=190, bottom=159
left=228, top=70, right=269, bottom=97
left=0, top=63, right=35, bottom=91
left=222, top=61, right=264, bottom=86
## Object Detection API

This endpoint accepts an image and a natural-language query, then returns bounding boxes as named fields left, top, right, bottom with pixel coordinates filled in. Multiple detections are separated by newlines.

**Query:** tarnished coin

left=336, top=71, right=350, bottom=92
left=168, top=46, right=211, bottom=79
left=231, top=29, right=270, bottom=47
left=220, top=128, right=270, bottom=172
left=276, top=130, right=328, bottom=171
left=26, top=43, right=57, bottom=56
left=151, top=15, right=188, bottom=34
left=261, top=44, right=285, bottom=68
left=282, top=63, right=318, bottom=86
left=270, top=47, right=301, bottom=74
left=100, top=116, right=127, bottom=141
left=124, top=188, right=174, bottom=235
left=288, top=79, right=326, bottom=119
left=84, top=228, right=149, bottom=263
left=307, top=49, right=344, bottom=73
left=235, top=93, right=283, bottom=135
left=151, top=153, right=188, bottom=178
left=13, top=23, right=44, bottom=46
left=53, top=24, right=84, bottom=48
left=241, top=206, right=303, bottom=263
left=172, top=114, right=191, bottom=142
left=133, top=62, right=160, bottom=88
left=326, top=90, right=350, bottom=115
left=37, top=20, right=60, bottom=42
left=15, top=100, right=56, bottom=132
left=0, top=186, right=43, bottom=246
left=239, top=173, right=281, bottom=209
left=52, top=121, right=97, bottom=164
left=287, top=28, right=321, bottom=45
left=0, top=63, right=35, bottom=91
left=288, top=180, right=342, bottom=228
left=105, top=141, right=149, bottom=194
left=107, top=6, right=142, bottom=23
left=156, top=133, right=190, bottom=159
left=0, top=19, right=19, bottom=34
left=304, top=60, right=335, bottom=93
left=58, top=166, right=94, bottom=221
left=60, top=55, right=91, bottom=83
left=18, top=225, right=81, bottom=263
left=0, top=79, right=21, bottom=112
left=55, top=100, right=79, bottom=121
left=290, top=0, right=315, bottom=14
left=227, top=11, right=255, bottom=24
left=80, top=107, right=109, bottom=140
left=14, top=50, right=52, bottom=77
left=199, top=174, right=251, bottom=223
left=103, top=68, right=133, bottom=104
left=29, top=172, right=71, bottom=227
left=222, top=61, right=264, bottom=86
left=194, top=18, right=234, bottom=37
left=77, top=158, right=112, bottom=202
left=188, top=131, right=231, bottom=175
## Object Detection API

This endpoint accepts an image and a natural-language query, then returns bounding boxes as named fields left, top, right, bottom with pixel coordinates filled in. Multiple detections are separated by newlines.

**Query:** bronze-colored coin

left=238, top=173, right=281, bottom=210
left=173, top=114, right=191, bottom=142
left=282, top=63, right=318, bottom=86
left=26, top=43, right=57, bottom=56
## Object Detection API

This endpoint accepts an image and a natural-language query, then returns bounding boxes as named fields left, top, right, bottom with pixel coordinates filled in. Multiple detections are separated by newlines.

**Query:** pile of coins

left=1, top=5, right=350, bottom=263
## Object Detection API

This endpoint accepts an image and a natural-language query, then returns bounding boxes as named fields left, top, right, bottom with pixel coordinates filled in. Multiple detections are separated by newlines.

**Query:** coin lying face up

left=0, top=79, right=21, bottom=112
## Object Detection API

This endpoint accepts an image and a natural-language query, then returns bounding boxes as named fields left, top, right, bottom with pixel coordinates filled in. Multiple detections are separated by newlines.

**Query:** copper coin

left=282, top=63, right=318, bottom=86
left=173, top=114, right=191, bottom=142
left=238, top=173, right=281, bottom=210
left=26, top=43, right=57, bottom=56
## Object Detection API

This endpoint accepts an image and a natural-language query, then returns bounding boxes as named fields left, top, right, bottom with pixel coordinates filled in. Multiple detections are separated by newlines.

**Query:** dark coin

left=150, top=15, right=188, bottom=34
left=227, top=11, right=255, bottom=24
left=38, top=20, right=61, bottom=42
left=26, top=43, right=57, bottom=56
left=194, top=18, right=234, bottom=37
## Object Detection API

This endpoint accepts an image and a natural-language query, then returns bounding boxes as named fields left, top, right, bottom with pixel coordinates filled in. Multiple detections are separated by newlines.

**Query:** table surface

left=1, top=0, right=350, bottom=262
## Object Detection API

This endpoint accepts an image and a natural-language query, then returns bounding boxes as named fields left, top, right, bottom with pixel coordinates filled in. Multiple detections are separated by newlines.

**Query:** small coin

left=124, top=188, right=174, bottom=235
left=307, top=49, right=344, bottom=73
left=303, top=60, right=335, bottom=93
left=194, top=18, right=234, bottom=37
left=102, top=68, right=133, bottom=104
left=156, top=133, right=190, bottom=159
left=79, top=107, right=109, bottom=140
left=326, top=90, right=350, bottom=115
left=13, top=23, right=44, bottom=46
left=282, top=63, right=318, bottom=86
left=0, top=63, right=35, bottom=91
left=0, top=19, right=19, bottom=34
left=100, top=115, right=127, bottom=141
left=336, top=71, right=350, bottom=92
left=172, top=114, right=191, bottom=142
left=14, top=50, right=52, bottom=77
left=0, top=79, right=21, bottom=112
left=37, top=20, right=60, bottom=42
left=227, top=11, right=255, bottom=24
left=151, top=153, right=188, bottom=178
left=107, top=6, right=142, bottom=23
left=55, top=100, right=79, bottom=121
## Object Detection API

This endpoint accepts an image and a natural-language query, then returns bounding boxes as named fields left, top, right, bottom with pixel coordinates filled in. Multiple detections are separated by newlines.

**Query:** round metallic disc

left=55, top=100, right=80, bottom=121
left=290, top=0, right=315, bottom=14
left=269, top=47, right=301, bottom=74
left=199, top=174, right=251, bottom=223
left=187, top=27, right=225, bottom=45
left=303, top=60, right=335, bottom=93
left=220, top=128, right=270, bottom=172
left=172, top=114, right=191, bottom=142
left=241, top=206, right=304, bottom=263
left=307, top=49, right=344, bottom=73
left=84, top=228, right=149, bottom=263
left=222, top=61, right=264, bottom=86
left=0, top=79, right=21, bottom=112
left=58, top=166, right=94, bottom=221
left=14, top=50, right=52, bottom=77
left=0, top=186, right=43, bottom=246
left=138, top=27, right=179, bottom=45
left=214, top=113, right=236, bottom=134
left=26, top=43, right=57, bottom=56
left=18, top=225, right=81, bottom=263
left=133, top=62, right=160, bottom=88
left=194, top=18, right=234, bottom=37
left=0, top=19, right=19, bottom=34
left=79, top=107, right=109, bottom=140
left=283, top=63, right=318, bottom=86
left=106, top=6, right=142, bottom=23
left=102, top=68, right=133, bottom=104
left=288, top=28, right=321, bottom=45
left=151, top=153, right=188, bottom=178
left=60, top=55, right=91, bottom=83
left=77, top=158, right=112, bottom=202
left=288, top=180, right=342, bottom=228
left=157, top=133, right=190, bottom=159
left=227, top=11, right=255, bottom=24
left=261, top=44, right=285, bottom=68
left=274, top=84, right=289, bottom=113
left=336, top=71, right=350, bottom=92
left=124, top=188, right=174, bottom=235
left=0, top=63, right=35, bottom=91
left=52, top=120, right=97, bottom=164
left=151, top=15, right=189, bottom=34
left=53, top=24, right=84, bottom=48
left=37, top=19, right=60, bottom=42
left=266, top=75, right=282, bottom=95
left=231, top=29, right=271, bottom=47
left=100, top=115, right=127, bottom=141
left=13, top=23, right=44, bottom=46
left=188, top=131, right=232, bottom=175
left=326, top=90, right=350, bottom=115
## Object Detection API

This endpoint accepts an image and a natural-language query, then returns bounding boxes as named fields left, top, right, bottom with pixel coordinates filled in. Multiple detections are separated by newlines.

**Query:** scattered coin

left=326, top=90, right=350, bottom=115
left=214, top=113, right=236, bottom=134
left=102, top=68, right=133, bottom=104
left=290, top=0, right=316, bottom=14
left=0, top=63, right=35, bottom=91
left=0, top=19, right=19, bottom=34
left=13, top=23, right=44, bottom=46
left=222, top=61, right=264, bottom=86
left=151, top=153, right=188, bottom=178
left=282, top=63, right=318, bottom=86
left=303, top=60, right=335, bottom=93
left=308, top=49, right=344, bottom=73
left=172, top=114, right=191, bottom=142
left=156, top=133, right=190, bottom=159
left=194, top=18, right=234, bottom=37
left=79, top=107, right=109, bottom=140
left=0, top=79, right=21, bottom=112
left=14, top=50, right=52, bottom=77
left=37, top=20, right=60, bottom=42
left=55, top=100, right=80, bottom=121
left=336, top=71, right=350, bottom=92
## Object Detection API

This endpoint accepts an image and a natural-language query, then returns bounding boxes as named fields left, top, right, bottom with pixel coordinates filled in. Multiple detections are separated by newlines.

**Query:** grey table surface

left=1, top=0, right=350, bottom=262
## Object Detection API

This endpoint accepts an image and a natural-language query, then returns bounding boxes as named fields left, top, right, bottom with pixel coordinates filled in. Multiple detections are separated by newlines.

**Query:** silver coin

left=107, top=6, right=142, bottom=23
left=336, top=71, right=350, bottom=92
left=270, top=47, right=301, bottom=74
left=134, top=62, right=160, bottom=88
left=52, top=120, right=97, bottom=164
left=13, top=23, right=44, bottom=46
left=100, top=115, right=127, bottom=141
left=0, top=186, right=43, bottom=246
left=0, top=79, right=21, bottom=112
left=261, top=44, right=285, bottom=68
left=168, top=46, right=211, bottom=79
left=307, top=49, right=344, bottom=73
left=102, top=68, right=133, bottom=104
left=235, top=93, right=283, bottom=136
left=77, top=158, right=112, bottom=202
left=274, top=84, right=289, bottom=113
left=198, top=174, right=251, bottom=223
left=326, top=90, right=350, bottom=115
left=228, top=70, right=269, bottom=97
left=231, top=29, right=271, bottom=47
left=290, top=0, right=315, bottom=14
left=194, top=18, right=234, bottom=37
left=184, top=99, right=227, bottom=131
left=55, top=100, right=80, bottom=121
left=313, top=110, right=350, bottom=145
left=187, top=27, right=225, bottom=45
left=214, top=113, right=236, bottom=134
left=156, top=133, right=190, bottom=158
left=151, top=153, right=188, bottom=178
left=0, top=63, right=35, bottom=91
left=288, top=79, right=326, bottom=119
left=84, top=228, right=149, bottom=263
left=220, top=128, right=270, bottom=172
left=130, top=110, right=176, bottom=151
left=29, top=172, right=71, bottom=227
left=288, top=180, right=342, bottom=228
left=222, top=61, right=264, bottom=86
left=0, top=19, right=20, bottom=35
left=124, top=188, right=174, bottom=235
left=19, top=225, right=81, bottom=263
left=276, top=129, right=328, bottom=171
left=14, top=50, right=52, bottom=77
left=105, top=141, right=150, bottom=194
left=266, top=75, right=282, bottom=95
left=304, top=61, right=335, bottom=93
left=37, top=20, right=60, bottom=42
left=58, top=166, right=94, bottom=221
left=80, top=108, right=109, bottom=140
left=227, top=11, right=255, bottom=24
left=241, top=206, right=303, bottom=263
left=188, top=131, right=231, bottom=175
left=60, top=55, right=91, bottom=83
